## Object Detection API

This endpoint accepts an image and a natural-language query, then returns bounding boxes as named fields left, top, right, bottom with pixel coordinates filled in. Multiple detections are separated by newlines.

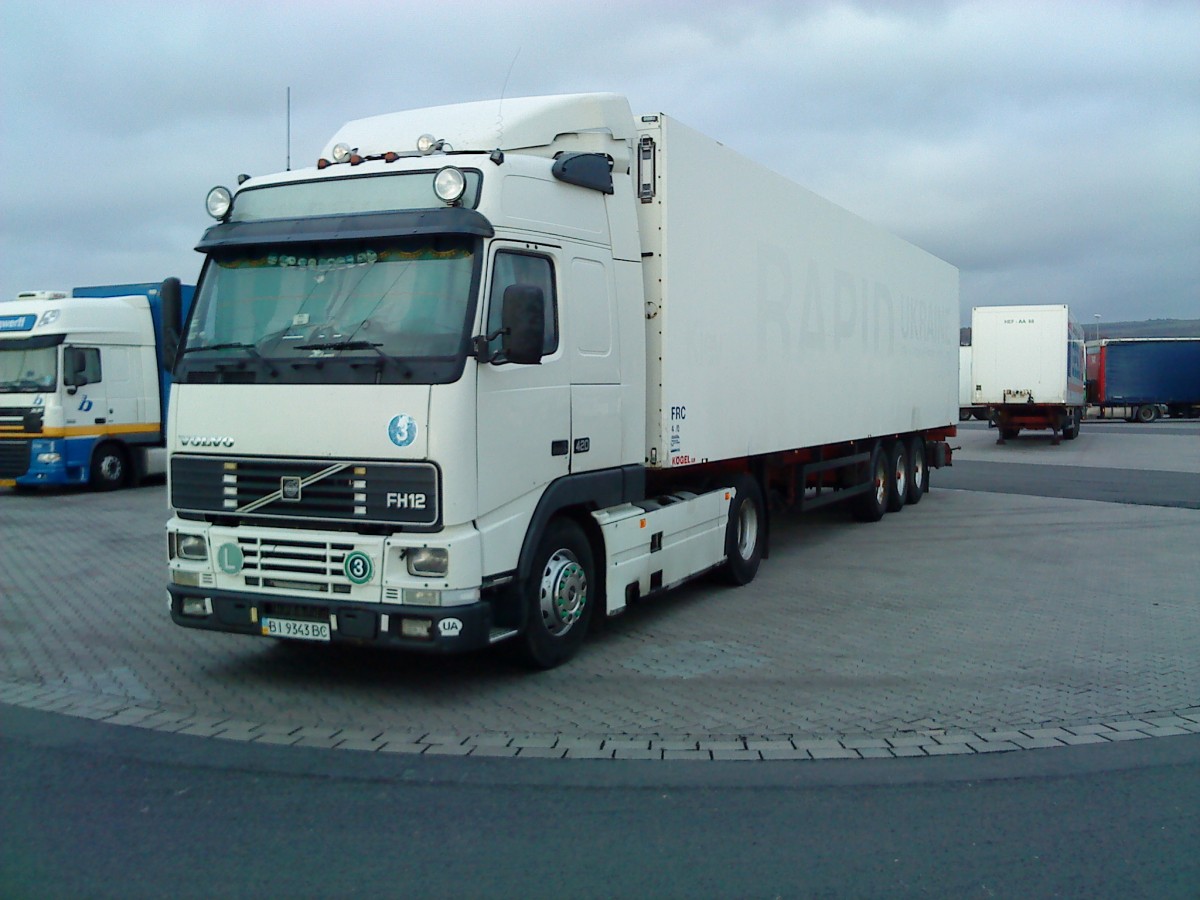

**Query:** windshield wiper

left=295, top=341, right=385, bottom=352
left=180, top=341, right=261, bottom=355
left=179, top=341, right=278, bottom=375
left=291, top=341, right=414, bottom=379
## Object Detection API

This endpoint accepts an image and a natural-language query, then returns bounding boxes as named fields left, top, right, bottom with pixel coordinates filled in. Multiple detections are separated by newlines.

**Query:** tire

left=885, top=440, right=907, bottom=513
left=905, top=436, right=926, bottom=505
left=1063, top=408, right=1080, bottom=440
left=852, top=443, right=888, bottom=523
left=89, top=443, right=128, bottom=491
left=514, top=518, right=594, bottom=669
left=972, top=410, right=989, bottom=421
left=721, top=473, right=765, bottom=586
left=1135, top=405, right=1158, bottom=424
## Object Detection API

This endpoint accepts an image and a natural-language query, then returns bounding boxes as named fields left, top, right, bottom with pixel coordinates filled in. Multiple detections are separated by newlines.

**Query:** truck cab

left=0, top=283, right=191, bottom=489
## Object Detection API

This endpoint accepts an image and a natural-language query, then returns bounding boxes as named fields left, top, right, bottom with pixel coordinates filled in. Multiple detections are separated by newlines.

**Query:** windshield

left=178, top=236, right=481, bottom=385
left=0, top=344, right=57, bottom=392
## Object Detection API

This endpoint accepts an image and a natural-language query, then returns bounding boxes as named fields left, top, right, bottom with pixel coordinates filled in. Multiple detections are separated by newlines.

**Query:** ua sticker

left=217, top=543, right=244, bottom=575
left=438, top=618, right=463, bottom=637
left=388, top=414, right=417, bottom=448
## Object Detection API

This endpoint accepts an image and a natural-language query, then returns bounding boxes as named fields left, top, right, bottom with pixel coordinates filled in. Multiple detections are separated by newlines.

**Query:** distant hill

left=960, top=318, right=1200, bottom=345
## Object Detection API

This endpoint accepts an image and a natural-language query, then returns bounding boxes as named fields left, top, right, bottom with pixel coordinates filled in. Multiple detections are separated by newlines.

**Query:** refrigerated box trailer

left=1086, top=338, right=1200, bottom=422
left=971, top=304, right=1085, bottom=443
left=959, top=345, right=987, bottom=420
left=165, top=93, right=959, bottom=667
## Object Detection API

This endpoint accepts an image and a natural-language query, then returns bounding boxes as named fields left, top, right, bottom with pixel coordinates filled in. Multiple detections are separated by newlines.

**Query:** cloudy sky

left=2, top=0, right=1197, bottom=325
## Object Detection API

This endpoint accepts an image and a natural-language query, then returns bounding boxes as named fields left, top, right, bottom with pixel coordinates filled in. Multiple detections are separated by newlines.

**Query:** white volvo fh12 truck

left=166, top=93, right=958, bottom=667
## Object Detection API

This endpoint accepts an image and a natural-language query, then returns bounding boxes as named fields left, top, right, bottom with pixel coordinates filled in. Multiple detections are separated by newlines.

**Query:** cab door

left=62, top=345, right=108, bottom=431
left=476, top=243, right=570, bottom=519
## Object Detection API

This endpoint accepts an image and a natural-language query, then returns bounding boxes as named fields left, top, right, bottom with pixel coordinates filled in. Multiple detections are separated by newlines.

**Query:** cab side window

left=65, top=347, right=102, bottom=387
left=487, top=252, right=558, bottom=356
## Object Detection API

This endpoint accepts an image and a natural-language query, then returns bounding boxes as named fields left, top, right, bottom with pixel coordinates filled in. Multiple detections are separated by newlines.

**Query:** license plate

left=262, top=617, right=331, bottom=642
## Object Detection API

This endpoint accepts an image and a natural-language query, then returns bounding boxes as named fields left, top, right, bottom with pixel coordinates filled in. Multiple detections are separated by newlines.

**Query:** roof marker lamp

left=433, top=166, right=466, bottom=205
left=205, top=186, right=232, bottom=221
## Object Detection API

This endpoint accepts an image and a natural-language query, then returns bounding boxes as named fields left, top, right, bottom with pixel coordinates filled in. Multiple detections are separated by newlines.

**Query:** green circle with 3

left=344, top=551, right=374, bottom=585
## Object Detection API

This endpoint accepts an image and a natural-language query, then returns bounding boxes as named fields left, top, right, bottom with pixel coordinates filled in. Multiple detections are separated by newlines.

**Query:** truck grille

left=171, top=455, right=440, bottom=529
left=0, top=440, right=31, bottom=478
left=238, top=536, right=357, bottom=595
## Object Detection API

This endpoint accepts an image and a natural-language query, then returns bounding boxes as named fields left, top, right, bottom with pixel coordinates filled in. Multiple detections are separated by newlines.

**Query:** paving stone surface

left=2, top=426, right=1199, bottom=761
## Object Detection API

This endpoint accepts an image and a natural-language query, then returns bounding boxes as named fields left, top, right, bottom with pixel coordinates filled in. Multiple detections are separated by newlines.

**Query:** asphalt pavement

left=2, top=419, right=1199, bottom=896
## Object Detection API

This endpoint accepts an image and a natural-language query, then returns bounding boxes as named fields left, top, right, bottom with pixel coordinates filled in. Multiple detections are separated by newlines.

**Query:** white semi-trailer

left=971, top=304, right=1086, bottom=444
left=166, top=93, right=958, bottom=667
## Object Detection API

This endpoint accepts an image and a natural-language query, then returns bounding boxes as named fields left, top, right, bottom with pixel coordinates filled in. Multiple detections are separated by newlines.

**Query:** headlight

left=206, top=186, right=232, bottom=220
left=177, top=534, right=209, bottom=562
left=331, top=142, right=352, bottom=163
left=433, top=166, right=466, bottom=204
left=36, top=452, right=62, bottom=464
left=407, top=547, right=448, bottom=577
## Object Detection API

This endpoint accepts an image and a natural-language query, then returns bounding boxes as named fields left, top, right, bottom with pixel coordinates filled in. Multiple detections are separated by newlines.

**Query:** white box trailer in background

left=958, top=345, right=987, bottom=420
left=166, top=93, right=959, bottom=668
left=971, top=304, right=1086, bottom=443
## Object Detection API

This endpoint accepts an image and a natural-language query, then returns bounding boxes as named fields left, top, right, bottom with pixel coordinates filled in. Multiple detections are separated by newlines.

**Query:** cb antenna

left=286, top=86, right=292, bottom=171
left=496, top=48, right=521, bottom=143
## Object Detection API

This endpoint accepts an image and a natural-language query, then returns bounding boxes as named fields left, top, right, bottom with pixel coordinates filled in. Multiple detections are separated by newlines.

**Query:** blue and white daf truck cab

left=0, top=282, right=193, bottom=490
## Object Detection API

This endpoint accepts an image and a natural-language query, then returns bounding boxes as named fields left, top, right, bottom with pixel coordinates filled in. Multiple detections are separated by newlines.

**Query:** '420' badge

left=388, top=414, right=417, bottom=448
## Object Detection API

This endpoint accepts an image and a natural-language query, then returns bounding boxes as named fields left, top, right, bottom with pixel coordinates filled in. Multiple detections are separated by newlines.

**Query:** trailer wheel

left=852, top=443, right=888, bottom=523
left=90, top=443, right=128, bottom=491
left=514, top=517, right=594, bottom=669
left=905, top=436, right=926, bottom=505
left=885, top=440, right=907, bottom=513
left=1062, top=408, right=1080, bottom=440
left=721, top=474, right=765, bottom=586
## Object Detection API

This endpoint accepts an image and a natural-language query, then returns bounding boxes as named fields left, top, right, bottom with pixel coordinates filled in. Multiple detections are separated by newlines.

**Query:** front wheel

left=514, top=518, right=594, bottom=669
left=721, top=473, right=765, bottom=586
left=1135, top=405, right=1158, bottom=424
left=89, top=443, right=128, bottom=491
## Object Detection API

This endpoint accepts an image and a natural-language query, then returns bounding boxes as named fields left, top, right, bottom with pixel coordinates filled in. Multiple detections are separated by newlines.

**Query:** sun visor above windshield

left=196, top=208, right=494, bottom=251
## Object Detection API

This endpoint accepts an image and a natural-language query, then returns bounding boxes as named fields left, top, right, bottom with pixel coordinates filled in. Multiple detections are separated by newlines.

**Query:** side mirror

left=160, top=277, right=182, bottom=369
left=500, top=284, right=546, bottom=365
left=63, top=347, right=88, bottom=388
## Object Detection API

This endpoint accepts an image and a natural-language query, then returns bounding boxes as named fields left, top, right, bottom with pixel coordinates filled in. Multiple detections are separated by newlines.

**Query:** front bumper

left=168, top=584, right=499, bottom=654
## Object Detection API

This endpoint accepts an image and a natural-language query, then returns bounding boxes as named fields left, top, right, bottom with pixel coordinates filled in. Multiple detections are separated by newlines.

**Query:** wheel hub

left=539, top=550, right=587, bottom=636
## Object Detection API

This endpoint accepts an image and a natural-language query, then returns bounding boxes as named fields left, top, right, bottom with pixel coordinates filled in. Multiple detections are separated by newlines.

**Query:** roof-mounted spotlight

left=418, top=134, right=453, bottom=156
left=433, top=166, right=467, bottom=205
left=206, top=186, right=233, bottom=221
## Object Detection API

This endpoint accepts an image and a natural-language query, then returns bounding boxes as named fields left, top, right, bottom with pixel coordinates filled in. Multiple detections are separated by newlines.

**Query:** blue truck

left=0, top=280, right=192, bottom=489
left=1086, top=338, right=1200, bottom=422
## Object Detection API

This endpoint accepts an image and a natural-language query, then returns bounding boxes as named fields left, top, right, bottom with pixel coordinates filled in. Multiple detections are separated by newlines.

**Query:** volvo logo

left=179, top=435, right=235, bottom=448
left=280, top=476, right=302, bottom=501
